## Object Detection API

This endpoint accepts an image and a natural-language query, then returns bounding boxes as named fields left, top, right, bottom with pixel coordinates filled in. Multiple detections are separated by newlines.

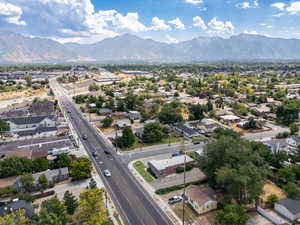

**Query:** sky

left=0, top=0, right=300, bottom=44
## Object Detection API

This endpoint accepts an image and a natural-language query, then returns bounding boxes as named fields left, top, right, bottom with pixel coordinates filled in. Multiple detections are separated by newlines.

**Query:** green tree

left=88, top=178, right=97, bottom=189
left=39, top=196, right=68, bottom=225
left=51, top=154, right=71, bottom=169
left=76, top=188, right=107, bottom=225
left=276, top=99, right=300, bottom=125
left=33, top=158, right=49, bottom=172
left=216, top=203, right=249, bottom=225
left=69, top=157, right=92, bottom=180
left=0, top=209, right=29, bottom=225
left=142, top=122, right=166, bottom=143
left=24, top=74, right=32, bottom=87
left=63, top=191, right=78, bottom=215
left=0, top=119, right=10, bottom=138
left=284, top=183, right=300, bottom=200
left=115, top=126, right=135, bottom=148
left=188, top=104, right=206, bottom=120
left=38, top=174, right=48, bottom=191
left=158, top=103, right=183, bottom=124
left=265, top=194, right=278, bottom=208
left=19, top=173, right=34, bottom=192
left=278, top=167, right=296, bottom=183
left=101, top=117, right=113, bottom=128
left=290, top=123, right=299, bottom=135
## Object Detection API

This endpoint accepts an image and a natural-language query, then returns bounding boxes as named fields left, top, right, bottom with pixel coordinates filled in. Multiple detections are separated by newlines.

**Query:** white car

left=168, top=195, right=182, bottom=204
left=103, top=169, right=111, bottom=177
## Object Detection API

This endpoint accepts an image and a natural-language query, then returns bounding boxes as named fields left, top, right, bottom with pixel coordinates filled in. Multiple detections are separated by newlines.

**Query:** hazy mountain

left=1, top=32, right=300, bottom=63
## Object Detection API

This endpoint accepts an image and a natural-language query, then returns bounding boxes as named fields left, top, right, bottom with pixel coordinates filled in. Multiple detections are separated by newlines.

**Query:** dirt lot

left=0, top=88, right=48, bottom=101
left=261, top=181, right=286, bottom=202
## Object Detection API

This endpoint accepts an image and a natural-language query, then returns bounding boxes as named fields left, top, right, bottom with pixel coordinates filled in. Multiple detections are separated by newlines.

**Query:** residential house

left=128, top=111, right=141, bottom=120
left=173, top=122, right=200, bottom=138
left=275, top=198, right=300, bottom=222
left=185, top=185, right=217, bottom=215
left=13, top=167, right=69, bottom=192
left=219, top=115, right=241, bottom=125
left=148, top=155, right=194, bottom=177
left=0, top=200, right=34, bottom=218
left=30, top=100, right=54, bottom=116
left=99, top=108, right=112, bottom=115
left=252, top=104, right=271, bottom=117
left=116, top=119, right=131, bottom=128
left=197, top=118, right=220, bottom=134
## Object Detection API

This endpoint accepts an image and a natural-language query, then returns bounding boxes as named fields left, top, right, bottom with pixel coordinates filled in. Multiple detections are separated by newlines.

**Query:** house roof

left=30, top=100, right=54, bottom=116
left=16, top=126, right=57, bottom=137
left=5, top=115, right=55, bottom=125
left=149, top=155, right=194, bottom=171
left=0, top=200, right=34, bottom=217
left=186, top=185, right=216, bottom=206
left=174, top=123, right=199, bottom=136
left=277, top=198, right=300, bottom=215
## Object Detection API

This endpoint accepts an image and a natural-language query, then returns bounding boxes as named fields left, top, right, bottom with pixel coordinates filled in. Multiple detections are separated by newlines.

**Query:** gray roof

left=0, top=200, right=34, bottom=217
left=5, top=115, right=55, bottom=125
left=17, top=126, right=57, bottom=137
left=277, top=198, right=300, bottom=215
left=174, top=122, right=199, bottom=136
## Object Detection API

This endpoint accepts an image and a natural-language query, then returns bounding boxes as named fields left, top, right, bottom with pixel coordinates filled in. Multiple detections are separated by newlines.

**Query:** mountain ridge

left=1, top=32, right=300, bottom=63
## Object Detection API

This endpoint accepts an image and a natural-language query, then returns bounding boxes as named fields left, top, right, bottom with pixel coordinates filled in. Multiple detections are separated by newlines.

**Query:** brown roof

left=4, top=148, right=32, bottom=159
left=185, top=185, right=216, bottom=205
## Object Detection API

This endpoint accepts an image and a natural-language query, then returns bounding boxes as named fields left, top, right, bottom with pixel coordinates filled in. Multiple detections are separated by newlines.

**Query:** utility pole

left=181, top=133, right=186, bottom=225
left=115, top=123, right=118, bottom=152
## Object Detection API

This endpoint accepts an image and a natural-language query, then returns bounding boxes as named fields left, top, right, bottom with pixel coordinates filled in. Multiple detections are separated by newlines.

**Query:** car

left=92, top=152, right=99, bottom=158
left=103, top=169, right=111, bottom=177
left=104, top=149, right=110, bottom=155
left=193, top=141, right=201, bottom=145
left=171, top=152, right=181, bottom=157
left=82, top=135, right=88, bottom=140
left=168, top=195, right=182, bottom=204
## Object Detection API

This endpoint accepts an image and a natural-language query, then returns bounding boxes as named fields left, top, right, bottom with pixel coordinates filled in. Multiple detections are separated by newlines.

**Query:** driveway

left=150, top=168, right=205, bottom=190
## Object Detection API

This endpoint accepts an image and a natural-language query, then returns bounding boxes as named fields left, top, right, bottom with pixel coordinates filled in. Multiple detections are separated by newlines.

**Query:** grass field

left=133, top=161, right=155, bottom=182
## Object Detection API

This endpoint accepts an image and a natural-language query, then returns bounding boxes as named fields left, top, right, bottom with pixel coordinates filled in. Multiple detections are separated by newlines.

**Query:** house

left=185, top=185, right=217, bottom=215
left=128, top=111, right=141, bottom=120
left=0, top=200, right=34, bottom=218
left=252, top=104, right=271, bottom=116
left=99, top=108, right=112, bottom=115
left=173, top=122, right=200, bottom=138
left=116, top=119, right=131, bottom=128
left=13, top=167, right=69, bottom=192
left=195, top=150, right=203, bottom=159
left=219, top=115, right=241, bottom=124
left=285, top=135, right=300, bottom=150
left=263, top=139, right=289, bottom=153
left=5, top=115, right=56, bottom=134
left=30, top=100, right=54, bottom=116
left=148, top=155, right=194, bottom=177
left=275, top=198, right=300, bottom=221
left=197, top=118, right=220, bottom=134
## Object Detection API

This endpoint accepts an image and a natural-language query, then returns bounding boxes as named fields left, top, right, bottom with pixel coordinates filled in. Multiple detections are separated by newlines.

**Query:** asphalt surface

left=50, top=80, right=174, bottom=225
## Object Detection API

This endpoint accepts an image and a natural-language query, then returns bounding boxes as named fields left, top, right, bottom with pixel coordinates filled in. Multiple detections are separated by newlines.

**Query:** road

left=50, top=79, right=174, bottom=225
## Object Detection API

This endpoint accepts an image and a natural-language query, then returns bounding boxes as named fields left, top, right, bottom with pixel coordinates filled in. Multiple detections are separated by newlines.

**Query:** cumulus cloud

left=0, top=2, right=26, bottom=25
left=113, top=12, right=148, bottom=32
left=166, top=35, right=179, bottom=44
left=271, top=2, right=286, bottom=11
left=184, top=0, right=204, bottom=5
left=150, top=17, right=171, bottom=31
left=207, top=17, right=234, bottom=35
left=193, top=16, right=207, bottom=30
left=236, top=0, right=259, bottom=9
left=286, top=1, right=300, bottom=14
left=168, top=18, right=185, bottom=30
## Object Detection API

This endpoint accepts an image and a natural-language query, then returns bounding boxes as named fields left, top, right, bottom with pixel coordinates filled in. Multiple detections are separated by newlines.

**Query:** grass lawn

left=133, top=161, right=155, bottom=182
left=121, top=136, right=183, bottom=151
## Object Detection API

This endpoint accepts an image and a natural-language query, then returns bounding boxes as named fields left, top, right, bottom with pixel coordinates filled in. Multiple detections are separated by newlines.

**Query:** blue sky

left=0, top=0, right=300, bottom=44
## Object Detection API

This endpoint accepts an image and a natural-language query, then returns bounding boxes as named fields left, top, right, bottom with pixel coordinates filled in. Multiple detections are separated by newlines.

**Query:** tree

left=115, top=126, right=135, bottom=148
left=142, top=122, right=166, bottom=143
left=19, top=174, right=34, bottom=192
left=188, top=104, right=206, bottom=120
left=0, top=119, right=9, bottom=138
left=200, top=136, right=267, bottom=204
left=265, top=194, right=278, bottom=208
left=33, top=158, right=49, bottom=172
left=88, top=178, right=97, bottom=189
left=158, top=103, right=183, bottom=124
left=244, top=118, right=262, bottom=130
left=276, top=99, right=300, bottom=125
left=101, top=117, right=113, bottom=128
left=0, top=209, right=29, bottom=225
left=212, top=127, right=241, bottom=139
left=51, top=154, right=71, bottom=169
left=290, top=123, right=299, bottom=135
left=278, top=167, right=296, bottom=183
left=39, top=196, right=68, bottom=225
left=63, top=191, right=78, bottom=215
left=24, top=74, right=32, bottom=87
left=216, top=203, right=249, bottom=225
left=76, top=188, right=107, bottom=225
left=38, top=174, right=48, bottom=191
left=69, top=157, right=92, bottom=180
left=284, top=183, right=300, bottom=200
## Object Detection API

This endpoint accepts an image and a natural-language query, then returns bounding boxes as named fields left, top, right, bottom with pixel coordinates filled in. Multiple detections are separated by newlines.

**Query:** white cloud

left=243, top=30, right=258, bottom=35
left=271, top=2, right=286, bottom=11
left=150, top=17, right=171, bottom=31
left=0, top=2, right=26, bottom=25
left=235, top=0, right=259, bottom=9
left=113, top=12, right=148, bottom=32
left=166, top=35, right=179, bottom=44
left=193, top=16, right=207, bottom=30
left=168, top=18, right=185, bottom=30
left=207, top=17, right=235, bottom=35
left=184, top=0, right=204, bottom=5
left=286, top=1, right=300, bottom=14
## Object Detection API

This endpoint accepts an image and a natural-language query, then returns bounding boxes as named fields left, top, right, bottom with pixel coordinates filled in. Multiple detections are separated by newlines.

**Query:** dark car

left=82, top=135, right=88, bottom=140
left=104, top=149, right=110, bottom=155
left=92, top=152, right=99, bottom=158
left=171, top=152, right=181, bottom=157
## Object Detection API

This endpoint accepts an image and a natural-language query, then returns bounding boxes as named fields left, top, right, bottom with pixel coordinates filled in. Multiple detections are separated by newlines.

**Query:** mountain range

left=1, top=31, right=300, bottom=63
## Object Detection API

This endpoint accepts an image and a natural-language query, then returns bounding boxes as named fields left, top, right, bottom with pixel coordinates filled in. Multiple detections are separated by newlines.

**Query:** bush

left=32, top=190, right=55, bottom=199
left=176, top=164, right=193, bottom=173
left=0, top=186, right=14, bottom=198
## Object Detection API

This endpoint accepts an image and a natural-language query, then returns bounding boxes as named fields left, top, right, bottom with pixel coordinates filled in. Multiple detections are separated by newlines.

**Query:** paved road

left=50, top=79, right=173, bottom=225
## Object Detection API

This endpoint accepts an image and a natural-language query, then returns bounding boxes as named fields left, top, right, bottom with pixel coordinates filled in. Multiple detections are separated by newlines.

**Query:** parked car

left=103, top=169, right=111, bottom=177
left=171, top=152, right=181, bottom=157
left=92, top=152, right=99, bottom=158
left=82, top=135, right=88, bottom=140
left=168, top=195, right=182, bottom=204
left=104, top=149, right=110, bottom=155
